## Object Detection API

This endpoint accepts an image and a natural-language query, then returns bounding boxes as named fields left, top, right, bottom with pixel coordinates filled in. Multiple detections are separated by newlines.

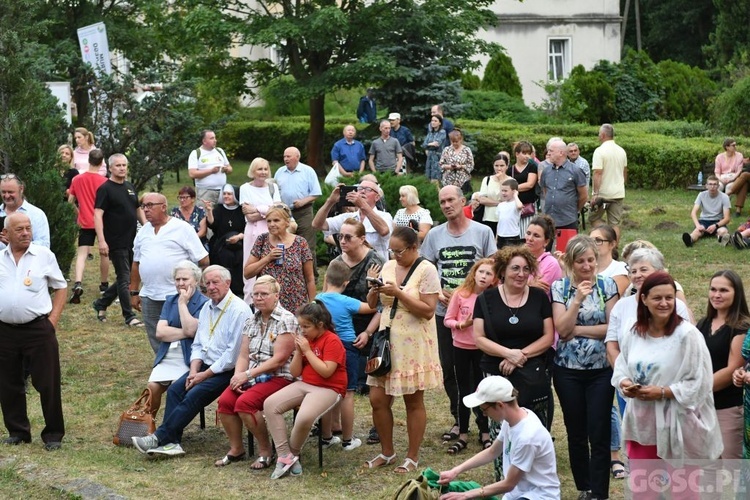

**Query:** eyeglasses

left=272, top=203, right=291, bottom=215
left=251, top=292, right=275, bottom=299
left=177, top=195, right=191, bottom=200
left=340, top=233, right=359, bottom=242
left=140, top=202, right=166, bottom=210
left=358, top=186, right=376, bottom=194
left=593, top=238, right=611, bottom=246
left=389, top=247, right=408, bottom=257
left=508, top=265, right=531, bottom=274
left=0, top=174, right=17, bottom=180
left=479, top=403, right=494, bottom=413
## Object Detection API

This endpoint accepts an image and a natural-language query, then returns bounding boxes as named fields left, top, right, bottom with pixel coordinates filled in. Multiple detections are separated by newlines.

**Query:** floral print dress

left=250, top=233, right=313, bottom=312
left=439, top=145, right=474, bottom=188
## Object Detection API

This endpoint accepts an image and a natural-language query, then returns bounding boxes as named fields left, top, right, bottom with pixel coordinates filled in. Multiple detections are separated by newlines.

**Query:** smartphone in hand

left=366, top=277, right=384, bottom=287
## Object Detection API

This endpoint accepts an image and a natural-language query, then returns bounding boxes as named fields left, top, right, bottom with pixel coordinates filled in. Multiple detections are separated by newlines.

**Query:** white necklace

left=501, top=285, right=525, bottom=325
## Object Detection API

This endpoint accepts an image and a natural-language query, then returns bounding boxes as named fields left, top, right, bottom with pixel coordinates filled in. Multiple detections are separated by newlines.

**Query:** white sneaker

left=321, top=435, right=341, bottom=449
left=132, top=434, right=159, bottom=454
left=148, top=443, right=185, bottom=456
left=342, top=437, right=362, bottom=451
left=719, top=233, right=731, bottom=247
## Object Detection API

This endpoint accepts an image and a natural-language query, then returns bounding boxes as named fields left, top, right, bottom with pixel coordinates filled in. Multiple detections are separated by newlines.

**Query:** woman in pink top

left=524, top=215, right=562, bottom=298
left=717, top=138, right=750, bottom=217
left=73, top=127, right=107, bottom=176
left=443, top=258, right=496, bottom=454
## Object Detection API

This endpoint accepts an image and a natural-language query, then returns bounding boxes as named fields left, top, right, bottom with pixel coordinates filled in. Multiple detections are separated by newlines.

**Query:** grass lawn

left=1, top=171, right=746, bottom=499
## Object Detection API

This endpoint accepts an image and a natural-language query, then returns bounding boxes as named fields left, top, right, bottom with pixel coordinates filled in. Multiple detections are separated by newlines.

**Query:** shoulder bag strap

left=388, top=257, right=425, bottom=323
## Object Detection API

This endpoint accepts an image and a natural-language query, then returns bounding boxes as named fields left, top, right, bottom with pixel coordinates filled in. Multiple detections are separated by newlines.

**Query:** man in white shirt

left=132, top=265, right=251, bottom=457
left=187, top=130, right=233, bottom=207
left=0, top=213, right=67, bottom=450
left=438, top=376, right=560, bottom=500
left=0, top=174, right=50, bottom=250
left=312, top=179, right=393, bottom=260
left=130, top=193, right=209, bottom=353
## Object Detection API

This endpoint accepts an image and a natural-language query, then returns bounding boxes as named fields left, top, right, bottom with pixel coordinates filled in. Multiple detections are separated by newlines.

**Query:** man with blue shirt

left=539, top=139, right=588, bottom=231
left=133, top=265, right=251, bottom=457
left=331, top=125, right=366, bottom=178
left=388, top=113, right=414, bottom=147
left=274, top=147, right=322, bottom=275
left=0, top=175, right=50, bottom=250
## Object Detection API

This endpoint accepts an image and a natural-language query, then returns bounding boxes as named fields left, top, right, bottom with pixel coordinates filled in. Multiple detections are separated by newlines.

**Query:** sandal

left=366, top=426, right=380, bottom=445
left=364, top=453, right=397, bottom=469
left=214, top=452, right=246, bottom=467
left=447, top=439, right=467, bottom=455
left=126, top=317, right=145, bottom=327
left=481, top=438, right=492, bottom=450
left=441, top=425, right=460, bottom=442
left=250, top=456, right=273, bottom=470
left=394, top=457, right=419, bottom=474
left=93, top=302, right=107, bottom=322
left=611, top=460, right=628, bottom=479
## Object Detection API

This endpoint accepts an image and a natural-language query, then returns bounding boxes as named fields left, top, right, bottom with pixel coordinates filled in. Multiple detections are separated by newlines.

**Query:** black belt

left=0, top=314, right=49, bottom=327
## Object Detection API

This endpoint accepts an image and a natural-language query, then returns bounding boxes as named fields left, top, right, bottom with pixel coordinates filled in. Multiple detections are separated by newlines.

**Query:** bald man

left=274, top=147, right=322, bottom=275
left=0, top=213, right=67, bottom=450
left=130, top=192, right=209, bottom=353
left=539, top=139, right=588, bottom=230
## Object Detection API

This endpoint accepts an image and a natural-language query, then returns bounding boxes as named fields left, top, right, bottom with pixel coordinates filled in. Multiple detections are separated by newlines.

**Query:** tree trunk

left=307, top=95, right=326, bottom=174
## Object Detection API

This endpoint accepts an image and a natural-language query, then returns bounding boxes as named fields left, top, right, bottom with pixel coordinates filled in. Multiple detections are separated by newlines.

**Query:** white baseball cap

left=463, top=376, right=516, bottom=408
left=388, top=113, right=401, bottom=120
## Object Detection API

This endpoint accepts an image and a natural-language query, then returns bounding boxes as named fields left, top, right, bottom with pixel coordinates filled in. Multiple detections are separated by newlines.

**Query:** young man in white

left=438, top=376, right=560, bottom=500
left=187, top=130, right=232, bottom=207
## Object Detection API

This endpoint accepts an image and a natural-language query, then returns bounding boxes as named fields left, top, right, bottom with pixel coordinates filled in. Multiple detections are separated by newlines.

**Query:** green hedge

left=220, top=118, right=739, bottom=189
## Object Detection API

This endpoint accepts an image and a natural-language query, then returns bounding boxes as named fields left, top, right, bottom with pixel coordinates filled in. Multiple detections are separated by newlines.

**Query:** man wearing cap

left=388, top=113, right=414, bottom=148
left=368, top=120, right=403, bottom=174
left=438, top=376, right=560, bottom=500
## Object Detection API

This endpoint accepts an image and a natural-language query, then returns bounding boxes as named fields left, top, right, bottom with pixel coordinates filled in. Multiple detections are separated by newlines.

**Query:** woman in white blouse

left=239, top=157, right=281, bottom=303
left=393, top=185, right=432, bottom=242
left=613, top=272, right=722, bottom=470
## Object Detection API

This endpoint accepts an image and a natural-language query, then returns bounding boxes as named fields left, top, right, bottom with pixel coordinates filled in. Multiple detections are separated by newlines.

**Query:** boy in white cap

left=437, top=376, right=560, bottom=500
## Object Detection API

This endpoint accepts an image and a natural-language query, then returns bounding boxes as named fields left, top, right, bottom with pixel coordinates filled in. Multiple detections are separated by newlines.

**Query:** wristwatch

left=129, top=290, right=140, bottom=296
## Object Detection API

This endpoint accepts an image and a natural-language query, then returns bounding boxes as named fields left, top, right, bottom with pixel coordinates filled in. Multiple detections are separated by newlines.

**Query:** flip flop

left=611, top=460, right=628, bottom=479
left=214, top=452, right=246, bottom=467
left=126, top=317, right=145, bottom=327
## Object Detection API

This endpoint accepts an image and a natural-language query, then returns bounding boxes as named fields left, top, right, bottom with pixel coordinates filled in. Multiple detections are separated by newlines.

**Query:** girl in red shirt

left=263, top=302, right=347, bottom=480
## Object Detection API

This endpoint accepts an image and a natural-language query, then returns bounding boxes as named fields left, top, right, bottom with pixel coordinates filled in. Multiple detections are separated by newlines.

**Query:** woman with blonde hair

left=73, top=127, right=106, bottom=176
left=439, top=130, right=474, bottom=193
left=393, top=185, right=433, bottom=241
left=58, top=144, right=78, bottom=198
left=239, top=157, right=281, bottom=303
left=244, top=205, right=316, bottom=312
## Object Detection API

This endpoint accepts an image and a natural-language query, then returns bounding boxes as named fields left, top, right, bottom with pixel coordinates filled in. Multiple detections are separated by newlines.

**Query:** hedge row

left=221, top=117, right=740, bottom=189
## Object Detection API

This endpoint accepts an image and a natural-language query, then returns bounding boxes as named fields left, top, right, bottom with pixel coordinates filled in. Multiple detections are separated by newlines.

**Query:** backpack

left=392, top=475, right=440, bottom=500
left=193, top=147, right=229, bottom=166
left=561, top=275, right=607, bottom=311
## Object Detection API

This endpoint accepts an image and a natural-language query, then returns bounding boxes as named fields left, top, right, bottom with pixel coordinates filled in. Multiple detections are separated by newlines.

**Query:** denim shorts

left=343, top=341, right=359, bottom=391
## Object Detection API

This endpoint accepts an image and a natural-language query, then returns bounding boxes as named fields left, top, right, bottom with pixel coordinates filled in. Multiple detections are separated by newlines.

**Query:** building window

left=548, top=38, right=571, bottom=81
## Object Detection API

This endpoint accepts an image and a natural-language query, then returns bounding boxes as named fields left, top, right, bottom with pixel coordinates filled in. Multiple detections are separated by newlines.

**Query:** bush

left=657, top=60, right=718, bottom=122
left=461, top=90, right=537, bottom=123
left=710, top=75, right=750, bottom=136
left=557, top=65, right=616, bottom=125
left=461, top=72, right=481, bottom=90
left=481, top=51, right=523, bottom=98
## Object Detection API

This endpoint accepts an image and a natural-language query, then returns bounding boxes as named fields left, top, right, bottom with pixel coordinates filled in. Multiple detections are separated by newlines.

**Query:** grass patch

left=2, top=179, right=745, bottom=499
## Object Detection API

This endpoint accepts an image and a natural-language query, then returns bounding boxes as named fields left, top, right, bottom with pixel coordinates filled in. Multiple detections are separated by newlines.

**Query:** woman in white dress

left=147, top=261, right=209, bottom=417
left=239, top=157, right=281, bottom=303
left=393, top=185, right=433, bottom=242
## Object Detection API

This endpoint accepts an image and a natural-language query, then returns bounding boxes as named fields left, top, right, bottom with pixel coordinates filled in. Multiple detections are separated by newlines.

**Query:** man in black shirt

left=93, top=154, right=145, bottom=326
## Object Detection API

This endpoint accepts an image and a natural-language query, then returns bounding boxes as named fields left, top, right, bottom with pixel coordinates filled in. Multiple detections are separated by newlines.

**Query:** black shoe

left=681, top=233, right=693, bottom=247
left=44, top=441, right=62, bottom=451
left=3, top=436, right=30, bottom=445
left=70, top=283, right=83, bottom=304
left=87, top=253, right=94, bottom=261
left=99, top=282, right=109, bottom=294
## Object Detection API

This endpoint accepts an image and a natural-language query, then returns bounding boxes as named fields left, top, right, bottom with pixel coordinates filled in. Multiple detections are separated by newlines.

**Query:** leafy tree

left=461, top=90, right=536, bottom=123
left=657, top=60, right=717, bottom=121
left=0, top=0, right=76, bottom=271
left=710, top=75, right=750, bottom=136
left=557, top=66, right=616, bottom=125
left=707, top=0, right=750, bottom=71
left=461, top=72, right=481, bottom=91
left=481, top=51, right=522, bottom=98
left=220, top=0, right=497, bottom=170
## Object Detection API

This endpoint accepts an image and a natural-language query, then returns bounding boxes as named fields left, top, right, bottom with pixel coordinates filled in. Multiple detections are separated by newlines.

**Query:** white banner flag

left=77, top=22, right=112, bottom=77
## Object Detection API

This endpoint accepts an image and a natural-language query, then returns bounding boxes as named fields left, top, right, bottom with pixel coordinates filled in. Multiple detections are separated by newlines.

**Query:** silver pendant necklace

left=502, top=285, right=524, bottom=325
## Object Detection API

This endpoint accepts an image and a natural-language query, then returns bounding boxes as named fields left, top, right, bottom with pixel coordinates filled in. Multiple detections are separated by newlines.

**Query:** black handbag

left=472, top=176, right=489, bottom=220
left=365, top=257, right=424, bottom=377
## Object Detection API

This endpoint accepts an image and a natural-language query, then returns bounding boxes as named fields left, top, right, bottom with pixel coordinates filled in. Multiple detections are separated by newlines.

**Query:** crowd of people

left=4, top=121, right=750, bottom=499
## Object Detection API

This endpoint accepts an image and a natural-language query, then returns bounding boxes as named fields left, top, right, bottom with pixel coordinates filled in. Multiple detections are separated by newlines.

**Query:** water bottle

left=255, top=374, right=273, bottom=384
left=697, top=172, right=703, bottom=186
left=275, top=243, right=285, bottom=265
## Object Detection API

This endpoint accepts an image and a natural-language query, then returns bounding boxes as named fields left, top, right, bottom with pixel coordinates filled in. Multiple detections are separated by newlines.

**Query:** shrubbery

left=461, top=91, right=538, bottom=123
left=481, top=51, right=523, bottom=98
left=710, top=75, right=750, bottom=137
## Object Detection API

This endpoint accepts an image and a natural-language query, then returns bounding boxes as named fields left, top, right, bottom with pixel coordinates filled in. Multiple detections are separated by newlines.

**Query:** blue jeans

left=95, top=248, right=135, bottom=322
left=155, top=364, right=232, bottom=445
left=141, top=297, right=165, bottom=354
left=610, top=405, right=621, bottom=451
left=553, top=365, right=614, bottom=499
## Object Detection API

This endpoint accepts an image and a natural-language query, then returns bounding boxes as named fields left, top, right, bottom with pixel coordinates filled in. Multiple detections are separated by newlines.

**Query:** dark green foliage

left=600, top=51, right=663, bottom=122
left=710, top=75, right=750, bottom=137
left=461, top=73, right=481, bottom=91
left=0, top=0, right=76, bottom=271
left=557, top=65, right=616, bottom=125
left=461, top=91, right=537, bottom=123
left=480, top=51, right=522, bottom=98
left=657, top=60, right=717, bottom=122
left=707, top=0, right=750, bottom=70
